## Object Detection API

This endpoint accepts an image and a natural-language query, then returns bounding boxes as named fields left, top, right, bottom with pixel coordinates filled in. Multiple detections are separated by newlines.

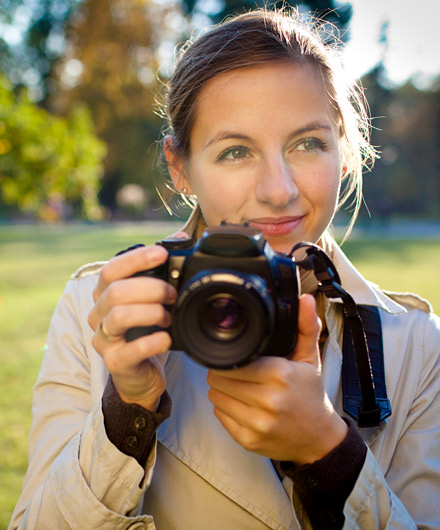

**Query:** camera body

left=126, top=222, right=299, bottom=369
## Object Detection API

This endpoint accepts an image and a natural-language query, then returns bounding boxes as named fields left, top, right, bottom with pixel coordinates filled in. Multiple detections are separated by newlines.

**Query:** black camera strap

left=290, top=243, right=391, bottom=428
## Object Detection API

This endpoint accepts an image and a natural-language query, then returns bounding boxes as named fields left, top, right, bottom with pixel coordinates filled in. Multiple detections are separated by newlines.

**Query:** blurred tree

left=49, top=0, right=174, bottom=216
left=8, top=0, right=436, bottom=222
left=0, top=0, right=83, bottom=101
left=0, top=72, right=106, bottom=220
left=358, top=67, right=440, bottom=221
left=181, top=0, right=352, bottom=33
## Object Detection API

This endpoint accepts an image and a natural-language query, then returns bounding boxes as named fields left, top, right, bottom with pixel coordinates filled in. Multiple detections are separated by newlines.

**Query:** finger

left=102, top=277, right=176, bottom=306
left=290, top=294, right=321, bottom=366
left=212, top=406, right=247, bottom=445
left=98, top=320, right=121, bottom=342
left=210, top=395, right=271, bottom=452
left=89, top=276, right=176, bottom=331
left=210, top=390, right=252, bottom=428
left=103, top=303, right=172, bottom=337
left=94, top=245, right=169, bottom=300
left=165, top=230, right=191, bottom=240
left=207, top=371, right=259, bottom=402
left=208, top=372, right=286, bottom=418
left=208, top=358, right=297, bottom=414
left=207, top=355, right=286, bottom=384
left=96, top=330, right=172, bottom=374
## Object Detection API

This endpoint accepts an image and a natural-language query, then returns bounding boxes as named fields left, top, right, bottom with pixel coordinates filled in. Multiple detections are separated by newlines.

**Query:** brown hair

left=159, top=8, right=377, bottom=235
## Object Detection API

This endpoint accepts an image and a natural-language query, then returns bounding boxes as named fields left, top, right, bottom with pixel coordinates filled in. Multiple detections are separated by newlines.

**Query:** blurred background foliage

left=0, top=73, right=106, bottom=220
left=0, top=0, right=438, bottom=222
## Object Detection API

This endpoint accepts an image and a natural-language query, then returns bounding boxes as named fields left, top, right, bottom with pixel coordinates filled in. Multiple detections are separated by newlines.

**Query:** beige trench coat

left=9, top=219, right=440, bottom=529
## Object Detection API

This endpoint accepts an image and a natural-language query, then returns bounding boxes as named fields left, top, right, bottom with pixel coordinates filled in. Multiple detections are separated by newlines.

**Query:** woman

left=10, top=8, right=440, bottom=529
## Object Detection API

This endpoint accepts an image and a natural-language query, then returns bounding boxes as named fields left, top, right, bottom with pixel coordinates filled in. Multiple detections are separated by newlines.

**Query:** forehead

left=191, top=62, right=339, bottom=143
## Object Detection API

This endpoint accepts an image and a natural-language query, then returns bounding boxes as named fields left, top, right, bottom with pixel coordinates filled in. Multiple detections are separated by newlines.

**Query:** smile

left=248, top=216, right=305, bottom=236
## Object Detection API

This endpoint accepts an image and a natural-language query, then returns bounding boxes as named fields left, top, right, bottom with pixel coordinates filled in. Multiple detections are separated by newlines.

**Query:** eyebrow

left=204, top=132, right=250, bottom=150
left=203, top=122, right=333, bottom=150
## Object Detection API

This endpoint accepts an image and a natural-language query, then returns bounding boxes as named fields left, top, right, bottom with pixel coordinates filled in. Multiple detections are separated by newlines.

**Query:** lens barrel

left=172, top=270, right=275, bottom=369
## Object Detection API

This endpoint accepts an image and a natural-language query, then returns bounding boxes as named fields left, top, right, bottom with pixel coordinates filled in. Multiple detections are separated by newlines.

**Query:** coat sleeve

left=9, top=276, right=158, bottom=530
left=343, top=310, right=440, bottom=529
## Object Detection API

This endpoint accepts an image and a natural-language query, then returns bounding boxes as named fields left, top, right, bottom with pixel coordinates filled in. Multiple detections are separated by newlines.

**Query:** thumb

left=165, top=231, right=192, bottom=241
left=290, top=294, right=322, bottom=368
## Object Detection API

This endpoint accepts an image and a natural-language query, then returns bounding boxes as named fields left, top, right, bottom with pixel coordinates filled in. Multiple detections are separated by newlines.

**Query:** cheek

left=304, top=161, right=341, bottom=208
left=190, top=169, right=253, bottom=219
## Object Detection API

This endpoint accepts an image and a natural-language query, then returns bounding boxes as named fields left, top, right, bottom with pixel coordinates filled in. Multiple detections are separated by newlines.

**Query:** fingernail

left=146, top=246, right=166, bottom=264
left=165, top=231, right=190, bottom=241
left=167, top=285, right=178, bottom=303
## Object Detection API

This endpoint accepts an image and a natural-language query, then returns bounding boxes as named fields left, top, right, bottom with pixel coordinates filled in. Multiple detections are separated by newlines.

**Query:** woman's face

left=168, top=62, right=343, bottom=253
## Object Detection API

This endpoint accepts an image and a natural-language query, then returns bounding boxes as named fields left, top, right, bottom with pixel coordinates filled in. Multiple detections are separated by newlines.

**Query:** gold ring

left=99, top=321, right=117, bottom=341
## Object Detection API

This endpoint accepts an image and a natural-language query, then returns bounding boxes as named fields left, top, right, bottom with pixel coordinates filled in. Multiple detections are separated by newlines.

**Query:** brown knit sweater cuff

left=102, top=375, right=172, bottom=468
left=275, top=418, right=367, bottom=529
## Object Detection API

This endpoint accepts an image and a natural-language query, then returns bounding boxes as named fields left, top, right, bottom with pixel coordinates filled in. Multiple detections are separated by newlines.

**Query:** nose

left=255, top=156, right=299, bottom=208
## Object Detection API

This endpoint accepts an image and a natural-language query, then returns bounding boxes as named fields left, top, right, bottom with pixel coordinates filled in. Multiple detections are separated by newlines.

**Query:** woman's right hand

left=88, top=244, right=177, bottom=412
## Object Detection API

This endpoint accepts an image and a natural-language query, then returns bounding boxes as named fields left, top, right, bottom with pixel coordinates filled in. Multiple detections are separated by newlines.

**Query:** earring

left=182, top=187, right=188, bottom=195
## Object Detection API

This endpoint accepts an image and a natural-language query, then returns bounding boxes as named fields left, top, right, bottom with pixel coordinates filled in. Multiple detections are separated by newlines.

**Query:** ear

left=341, top=164, right=348, bottom=180
left=163, top=135, right=193, bottom=194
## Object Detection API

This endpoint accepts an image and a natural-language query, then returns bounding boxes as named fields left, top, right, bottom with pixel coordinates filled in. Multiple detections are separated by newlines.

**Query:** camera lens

left=172, top=270, right=275, bottom=369
left=203, top=295, right=245, bottom=339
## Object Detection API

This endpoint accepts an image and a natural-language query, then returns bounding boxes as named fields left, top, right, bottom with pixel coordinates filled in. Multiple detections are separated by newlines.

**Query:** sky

left=342, top=0, right=440, bottom=88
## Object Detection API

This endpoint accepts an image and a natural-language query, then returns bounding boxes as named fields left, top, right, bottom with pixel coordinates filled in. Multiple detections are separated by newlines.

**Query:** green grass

left=341, top=237, right=440, bottom=312
left=0, top=223, right=439, bottom=528
left=0, top=222, right=176, bottom=529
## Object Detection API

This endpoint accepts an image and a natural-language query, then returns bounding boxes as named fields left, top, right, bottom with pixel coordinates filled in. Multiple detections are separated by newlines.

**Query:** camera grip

left=125, top=325, right=167, bottom=342
left=123, top=261, right=170, bottom=342
left=125, top=301, right=172, bottom=343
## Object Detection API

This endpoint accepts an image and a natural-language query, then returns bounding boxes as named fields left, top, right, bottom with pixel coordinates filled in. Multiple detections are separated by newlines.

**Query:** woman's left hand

left=206, top=294, right=348, bottom=465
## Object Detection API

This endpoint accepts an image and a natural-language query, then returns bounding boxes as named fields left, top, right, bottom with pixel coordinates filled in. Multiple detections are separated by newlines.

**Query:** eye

left=294, top=138, right=326, bottom=151
left=218, top=146, right=249, bottom=161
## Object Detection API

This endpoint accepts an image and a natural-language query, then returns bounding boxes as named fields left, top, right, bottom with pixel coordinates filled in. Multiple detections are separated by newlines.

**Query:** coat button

left=126, top=435, right=139, bottom=449
left=306, top=475, right=319, bottom=489
left=134, top=415, right=147, bottom=431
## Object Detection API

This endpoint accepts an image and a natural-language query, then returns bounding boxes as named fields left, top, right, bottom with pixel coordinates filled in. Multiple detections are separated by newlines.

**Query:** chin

left=265, top=238, right=298, bottom=255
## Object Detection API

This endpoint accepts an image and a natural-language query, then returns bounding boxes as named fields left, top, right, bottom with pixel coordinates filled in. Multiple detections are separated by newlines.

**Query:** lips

left=248, top=216, right=304, bottom=236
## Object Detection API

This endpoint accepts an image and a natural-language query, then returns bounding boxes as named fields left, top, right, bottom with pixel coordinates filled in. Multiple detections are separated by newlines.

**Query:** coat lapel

left=157, top=351, right=298, bottom=530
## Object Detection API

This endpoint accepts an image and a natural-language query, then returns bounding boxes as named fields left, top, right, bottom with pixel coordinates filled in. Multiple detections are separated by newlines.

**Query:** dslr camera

left=126, top=222, right=299, bottom=369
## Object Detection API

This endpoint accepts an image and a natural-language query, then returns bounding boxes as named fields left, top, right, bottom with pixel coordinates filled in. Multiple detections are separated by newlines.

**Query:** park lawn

left=0, top=222, right=176, bottom=529
left=342, top=237, right=440, bottom=312
left=0, top=223, right=439, bottom=528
